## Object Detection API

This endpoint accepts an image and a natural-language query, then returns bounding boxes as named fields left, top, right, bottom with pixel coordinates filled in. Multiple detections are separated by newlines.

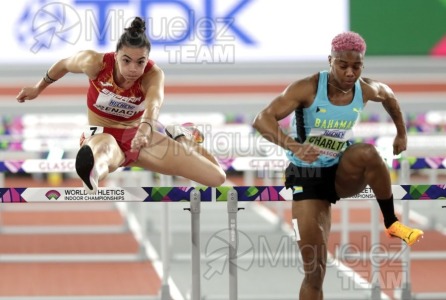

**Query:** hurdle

left=340, top=183, right=446, bottom=300
left=0, top=155, right=288, bottom=188
left=2, top=118, right=445, bottom=299
left=393, top=155, right=446, bottom=300
left=1, top=185, right=445, bottom=300
left=338, top=155, right=446, bottom=239
left=393, top=156, right=446, bottom=185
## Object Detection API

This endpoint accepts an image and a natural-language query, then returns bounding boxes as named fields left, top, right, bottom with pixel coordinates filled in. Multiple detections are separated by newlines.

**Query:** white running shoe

left=165, top=123, right=204, bottom=143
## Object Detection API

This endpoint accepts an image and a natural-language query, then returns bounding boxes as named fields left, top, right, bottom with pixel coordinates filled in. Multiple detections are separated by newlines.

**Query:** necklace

left=328, top=82, right=352, bottom=94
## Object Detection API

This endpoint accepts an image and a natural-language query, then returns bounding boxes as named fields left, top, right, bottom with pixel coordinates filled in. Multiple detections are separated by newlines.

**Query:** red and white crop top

left=87, top=52, right=155, bottom=122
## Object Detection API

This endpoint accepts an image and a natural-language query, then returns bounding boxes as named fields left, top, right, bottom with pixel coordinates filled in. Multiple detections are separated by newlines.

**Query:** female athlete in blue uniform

left=253, top=31, right=423, bottom=300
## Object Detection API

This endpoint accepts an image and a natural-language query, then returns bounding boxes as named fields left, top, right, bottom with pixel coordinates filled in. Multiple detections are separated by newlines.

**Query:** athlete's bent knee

left=355, top=143, right=381, bottom=163
left=207, top=170, right=226, bottom=187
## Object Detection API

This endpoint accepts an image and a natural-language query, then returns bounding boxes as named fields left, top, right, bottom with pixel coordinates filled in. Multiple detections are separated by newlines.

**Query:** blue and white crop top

left=286, top=71, right=363, bottom=167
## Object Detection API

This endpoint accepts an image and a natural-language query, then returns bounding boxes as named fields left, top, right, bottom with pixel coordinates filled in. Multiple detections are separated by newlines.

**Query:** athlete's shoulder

left=360, top=77, right=385, bottom=93
left=79, top=51, right=108, bottom=80
left=297, top=73, right=319, bottom=96
left=359, top=77, right=395, bottom=102
left=280, top=73, right=319, bottom=107
left=140, top=63, right=165, bottom=90
left=76, top=50, right=105, bottom=69
left=288, top=73, right=319, bottom=91
left=76, top=50, right=104, bottom=61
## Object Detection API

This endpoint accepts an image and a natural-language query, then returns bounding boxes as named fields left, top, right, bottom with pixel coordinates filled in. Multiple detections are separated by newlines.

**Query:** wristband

left=43, top=71, right=57, bottom=84
left=140, top=121, right=153, bottom=133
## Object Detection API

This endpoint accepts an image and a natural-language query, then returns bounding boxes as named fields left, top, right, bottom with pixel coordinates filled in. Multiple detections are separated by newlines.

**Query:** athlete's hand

left=131, top=133, right=150, bottom=151
left=393, top=134, right=407, bottom=155
left=16, top=87, right=40, bottom=103
left=131, top=122, right=153, bottom=151
left=292, top=143, right=320, bottom=163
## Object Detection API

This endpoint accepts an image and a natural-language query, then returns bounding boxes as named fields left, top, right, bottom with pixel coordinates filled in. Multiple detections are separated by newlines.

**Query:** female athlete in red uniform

left=16, top=17, right=226, bottom=193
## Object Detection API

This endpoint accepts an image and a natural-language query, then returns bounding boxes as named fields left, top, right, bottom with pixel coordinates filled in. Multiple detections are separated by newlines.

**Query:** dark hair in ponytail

left=116, top=17, right=151, bottom=52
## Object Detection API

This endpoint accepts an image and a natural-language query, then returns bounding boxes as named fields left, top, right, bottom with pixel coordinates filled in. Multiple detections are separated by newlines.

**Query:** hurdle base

left=370, top=281, right=382, bottom=300
left=394, top=282, right=412, bottom=300
left=159, top=284, right=172, bottom=300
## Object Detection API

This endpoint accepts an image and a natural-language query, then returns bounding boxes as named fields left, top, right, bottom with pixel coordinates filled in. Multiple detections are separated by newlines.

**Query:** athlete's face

left=328, top=51, right=364, bottom=89
left=115, top=46, right=149, bottom=82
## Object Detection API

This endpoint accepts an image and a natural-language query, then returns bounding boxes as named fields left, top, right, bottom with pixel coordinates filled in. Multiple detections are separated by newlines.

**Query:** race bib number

left=83, top=126, right=104, bottom=139
left=305, top=128, right=352, bottom=158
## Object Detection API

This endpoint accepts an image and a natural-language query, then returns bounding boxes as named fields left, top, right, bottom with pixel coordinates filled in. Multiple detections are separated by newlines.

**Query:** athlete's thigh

left=292, top=200, right=331, bottom=255
left=84, top=133, right=125, bottom=167
left=335, top=144, right=369, bottom=198
left=132, top=131, right=217, bottom=176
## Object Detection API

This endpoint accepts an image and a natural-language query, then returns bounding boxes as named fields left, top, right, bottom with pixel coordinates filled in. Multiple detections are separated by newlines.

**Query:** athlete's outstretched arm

left=140, top=65, right=164, bottom=121
left=131, top=65, right=165, bottom=150
left=16, top=50, right=102, bottom=102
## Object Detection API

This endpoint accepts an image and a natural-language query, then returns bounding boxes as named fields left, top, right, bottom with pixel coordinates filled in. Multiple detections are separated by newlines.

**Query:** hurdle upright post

left=189, top=189, right=201, bottom=300
left=160, top=175, right=173, bottom=300
left=341, top=199, right=350, bottom=248
left=399, top=200, right=412, bottom=300
left=399, top=159, right=412, bottom=299
left=227, top=189, right=240, bottom=300
left=370, top=200, right=382, bottom=300
left=159, top=200, right=172, bottom=300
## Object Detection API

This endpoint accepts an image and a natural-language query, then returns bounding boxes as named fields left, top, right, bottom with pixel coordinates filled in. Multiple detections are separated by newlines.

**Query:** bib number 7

left=90, top=126, right=97, bottom=136
left=80, top=126, right=104, bottom=146
left=85, top=126, right=104, bottom=138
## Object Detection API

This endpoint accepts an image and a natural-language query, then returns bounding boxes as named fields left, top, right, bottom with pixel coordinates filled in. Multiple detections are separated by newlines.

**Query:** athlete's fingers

left=16, top=90, right=26, bottom=102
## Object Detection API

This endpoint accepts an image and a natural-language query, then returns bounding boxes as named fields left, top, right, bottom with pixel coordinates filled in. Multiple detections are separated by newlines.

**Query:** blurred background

left=0, top=0, right=445, bottom=299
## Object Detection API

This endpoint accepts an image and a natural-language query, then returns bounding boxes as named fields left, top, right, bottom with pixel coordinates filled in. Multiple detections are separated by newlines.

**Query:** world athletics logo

left=16, top=0, right=81, bottom=53
left=45, top=190, right=61, bottom=200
